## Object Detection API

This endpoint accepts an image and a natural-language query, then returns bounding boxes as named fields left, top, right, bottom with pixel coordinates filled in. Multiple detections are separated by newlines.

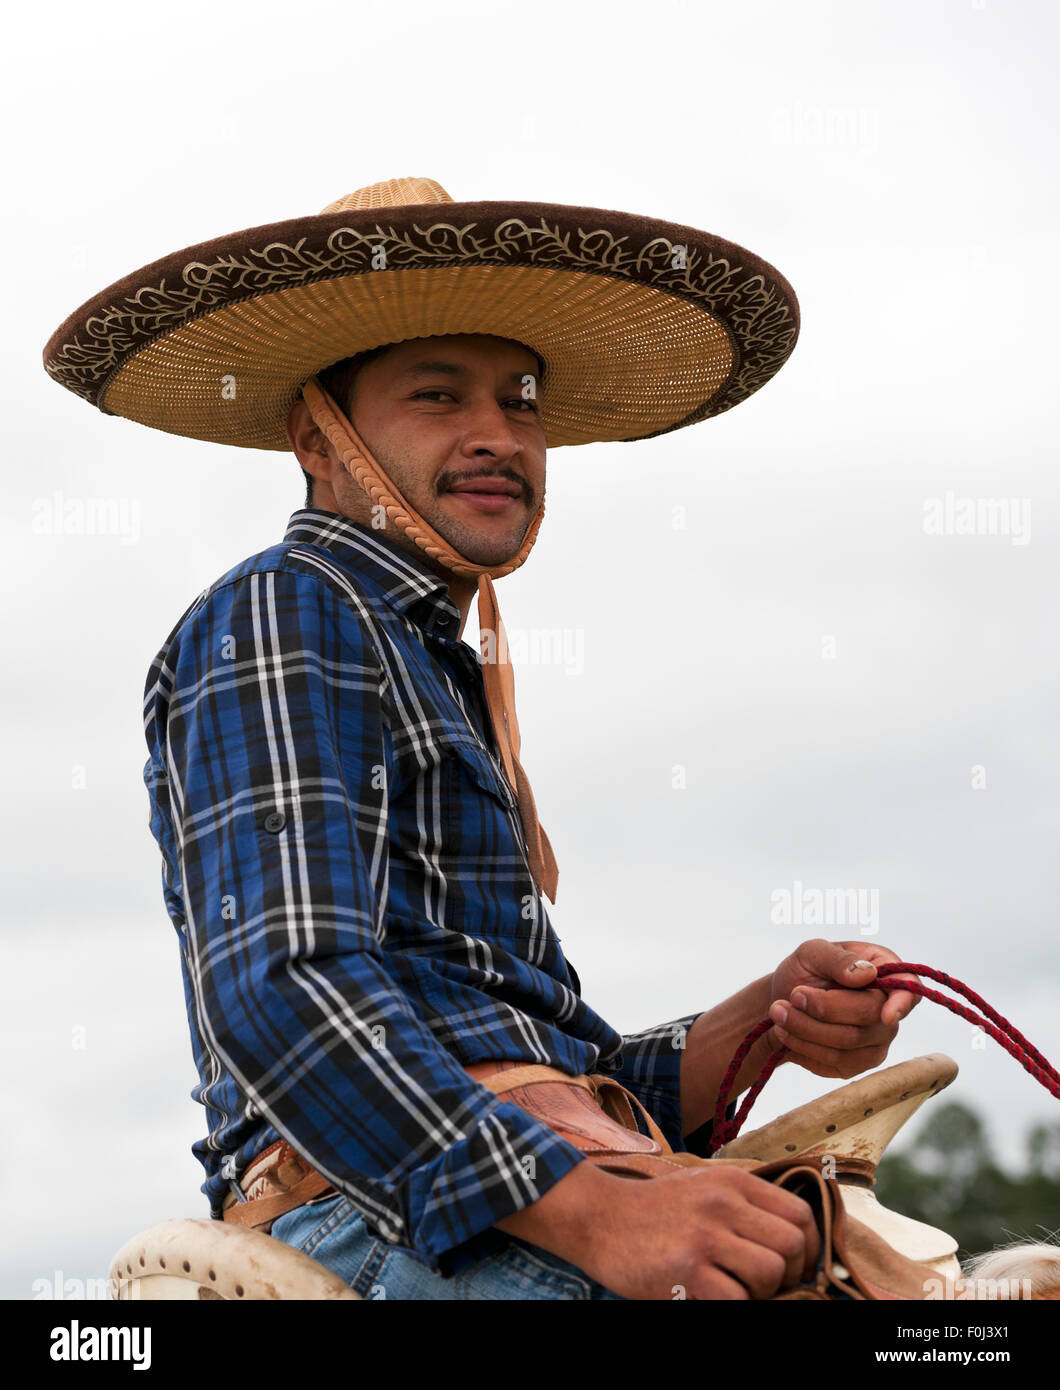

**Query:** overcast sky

left=3, top=0, right=1058, bottom=1299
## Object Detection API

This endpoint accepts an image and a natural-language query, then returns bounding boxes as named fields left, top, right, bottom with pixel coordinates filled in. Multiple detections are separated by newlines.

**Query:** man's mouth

left=445, top=479, right=525, bottom=514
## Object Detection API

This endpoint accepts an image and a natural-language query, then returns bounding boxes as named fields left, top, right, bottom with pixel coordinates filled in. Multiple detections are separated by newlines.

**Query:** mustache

left=437, top=469, right=535, bottom=505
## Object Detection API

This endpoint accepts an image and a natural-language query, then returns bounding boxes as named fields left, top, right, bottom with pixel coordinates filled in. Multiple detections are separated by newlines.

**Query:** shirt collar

left=282, top=507, right=463, bottom=635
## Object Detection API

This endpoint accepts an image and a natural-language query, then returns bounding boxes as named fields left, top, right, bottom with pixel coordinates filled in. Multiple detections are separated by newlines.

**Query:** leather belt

left=221, top=1140, right=338, bottom=1234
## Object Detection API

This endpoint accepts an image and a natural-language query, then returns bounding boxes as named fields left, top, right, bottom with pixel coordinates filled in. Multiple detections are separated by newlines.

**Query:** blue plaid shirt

left=142, top=508, right=707, bottom=1274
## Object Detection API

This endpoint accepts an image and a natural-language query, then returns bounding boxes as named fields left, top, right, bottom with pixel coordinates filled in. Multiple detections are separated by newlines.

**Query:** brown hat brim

left=43, top=199, right=799, bottom=451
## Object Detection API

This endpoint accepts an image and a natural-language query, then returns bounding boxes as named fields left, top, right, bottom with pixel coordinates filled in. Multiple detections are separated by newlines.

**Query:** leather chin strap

left=300, top=376, right=559, bottom=904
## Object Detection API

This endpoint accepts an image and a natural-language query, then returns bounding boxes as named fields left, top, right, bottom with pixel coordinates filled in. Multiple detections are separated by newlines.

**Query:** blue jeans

left=271, top=1193, right=625, bottom=1300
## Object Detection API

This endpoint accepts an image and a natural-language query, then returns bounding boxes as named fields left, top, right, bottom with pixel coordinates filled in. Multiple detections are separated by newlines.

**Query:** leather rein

left=710, top=961, right=1060, bottom=1153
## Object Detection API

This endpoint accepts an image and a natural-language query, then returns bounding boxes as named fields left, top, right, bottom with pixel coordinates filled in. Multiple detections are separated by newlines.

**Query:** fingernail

left=849, top=959, right=874, bottom=973
left=792, top=992, right=807, bottom=1012
left=770, top=1002, right=789, bottom=1026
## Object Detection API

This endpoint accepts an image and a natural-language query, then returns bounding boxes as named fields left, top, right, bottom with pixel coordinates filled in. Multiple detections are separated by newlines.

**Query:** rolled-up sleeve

left=159, top=567, right=585, bottom=1270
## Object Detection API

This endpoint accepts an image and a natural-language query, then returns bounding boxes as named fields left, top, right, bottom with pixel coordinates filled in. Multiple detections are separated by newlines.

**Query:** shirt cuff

left=397, top=1098, right=588, bottom=1274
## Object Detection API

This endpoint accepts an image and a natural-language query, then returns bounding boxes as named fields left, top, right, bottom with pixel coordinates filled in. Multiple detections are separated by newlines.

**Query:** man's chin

left=431, top=509, right=530, bottom=567
left=448, top=533, right=524, bottom=567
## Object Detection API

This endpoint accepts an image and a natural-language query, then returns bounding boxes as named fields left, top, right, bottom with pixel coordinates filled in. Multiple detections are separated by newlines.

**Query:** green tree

left=874, top=1102, right=1060, bottom=1257
left=1027, top=1121, right=1060, bottom=1183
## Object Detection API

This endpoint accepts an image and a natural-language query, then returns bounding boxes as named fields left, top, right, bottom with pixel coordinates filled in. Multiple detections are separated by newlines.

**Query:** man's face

left=324, top=334, right=546, bottom=568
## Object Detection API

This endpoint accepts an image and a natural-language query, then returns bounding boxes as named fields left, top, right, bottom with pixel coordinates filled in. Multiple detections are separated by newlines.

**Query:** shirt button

left=437, top=612, right=452, bottom=626
left=263, top=811, right=286, bottom=833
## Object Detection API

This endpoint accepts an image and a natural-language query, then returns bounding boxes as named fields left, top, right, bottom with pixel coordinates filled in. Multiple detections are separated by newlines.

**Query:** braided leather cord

left=709, top=962, right=1060, bottom=1154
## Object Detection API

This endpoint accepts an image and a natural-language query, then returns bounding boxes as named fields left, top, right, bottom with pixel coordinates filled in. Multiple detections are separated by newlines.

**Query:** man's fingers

left=729, top=1204, right=817, bottom=1289
left=777, top=982, right=917, bottom=1028
left=774, top=985, right=886, bottom=1026
left=794, top=939, right=879, bottom=987
left=770, top=998, right=897, bottom=1051
left=880, top=984, right=921, bottom=1026
left=768, top=1031, right=891, bottom=1077
left=713, top=1236, right=790, bottom=1300
left=739, top=1173, right=821, bottom=1277
left=691, top=1268, right=751, bottom=1301
left=738, top=1170, right=819, bottom=1228
left=833, top=946, right=921, bottom=1022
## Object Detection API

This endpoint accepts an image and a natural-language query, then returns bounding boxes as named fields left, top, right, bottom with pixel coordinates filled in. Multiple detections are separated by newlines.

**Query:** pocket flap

left=449, top=737, right=518, bottom=813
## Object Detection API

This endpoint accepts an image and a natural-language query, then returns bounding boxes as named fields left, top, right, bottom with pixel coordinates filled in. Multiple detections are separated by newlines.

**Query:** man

left=44, top=177, right=917, bottom=1300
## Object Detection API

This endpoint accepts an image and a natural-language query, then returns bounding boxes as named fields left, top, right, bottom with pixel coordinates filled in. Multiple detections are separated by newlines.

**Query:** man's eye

left=412, top=391, right=538, bottom=413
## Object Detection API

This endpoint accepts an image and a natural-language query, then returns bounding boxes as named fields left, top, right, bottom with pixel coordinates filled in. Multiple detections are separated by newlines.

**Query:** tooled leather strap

left=470, top=1063, right=597, bottom=1097
left=221, top=1168, right=336, bottom=1231
left=470, top=1062, right=679, bottom=1164
left=585, top=1074, right=671, bottom=1151
left=471, top=1063, right=668, bottom=1143
left=301, top=377, right=559, bottom=904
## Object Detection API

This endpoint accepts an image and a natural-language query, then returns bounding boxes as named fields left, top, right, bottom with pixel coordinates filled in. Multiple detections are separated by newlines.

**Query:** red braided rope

left=709, top=961, right=1059, bottom=1154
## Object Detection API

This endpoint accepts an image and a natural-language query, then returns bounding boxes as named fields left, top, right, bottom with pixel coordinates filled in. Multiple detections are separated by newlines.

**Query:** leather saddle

left=466, top=1053, right=961, bottom=1300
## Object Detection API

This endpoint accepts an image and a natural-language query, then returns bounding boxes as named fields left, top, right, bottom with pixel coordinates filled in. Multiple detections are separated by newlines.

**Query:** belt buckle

left=220, top=1153, right=250, bottom=1206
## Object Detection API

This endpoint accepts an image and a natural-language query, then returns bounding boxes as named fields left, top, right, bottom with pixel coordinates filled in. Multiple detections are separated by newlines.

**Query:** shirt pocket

left=432, top=733, right=549, bottom=948
left=440, top=736, right=533, bottom=891
left=447, top=737, right=519, bottom=815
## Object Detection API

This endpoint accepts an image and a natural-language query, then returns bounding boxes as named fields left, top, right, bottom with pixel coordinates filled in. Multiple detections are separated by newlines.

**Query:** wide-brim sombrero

left=43, top=177, right=800, bottom=453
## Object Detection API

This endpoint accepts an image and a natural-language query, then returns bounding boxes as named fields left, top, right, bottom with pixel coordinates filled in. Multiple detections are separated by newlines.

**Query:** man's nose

left=459, top=397, right=524, bottom=460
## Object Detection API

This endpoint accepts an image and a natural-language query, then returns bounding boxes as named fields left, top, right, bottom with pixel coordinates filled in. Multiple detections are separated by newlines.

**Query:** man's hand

left=766, top=939, right=920, bottom=1080
left=497, top=1161, right=821, bottom=1300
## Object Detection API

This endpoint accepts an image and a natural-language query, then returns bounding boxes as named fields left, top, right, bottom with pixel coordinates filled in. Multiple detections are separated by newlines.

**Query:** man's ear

left=286, top=396, right=331, bottom=478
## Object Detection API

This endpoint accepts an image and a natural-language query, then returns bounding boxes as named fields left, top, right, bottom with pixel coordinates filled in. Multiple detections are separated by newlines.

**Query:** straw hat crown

left=320, top=177, right=454, bottom=213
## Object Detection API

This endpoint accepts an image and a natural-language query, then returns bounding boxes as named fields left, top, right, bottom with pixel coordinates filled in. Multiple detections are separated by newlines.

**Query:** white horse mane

left=963, top=1240, right=1060, bottom=1300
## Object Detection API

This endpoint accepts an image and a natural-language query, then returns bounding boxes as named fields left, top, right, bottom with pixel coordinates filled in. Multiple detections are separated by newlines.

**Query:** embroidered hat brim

left=42, top=177, right=800, bottom=451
